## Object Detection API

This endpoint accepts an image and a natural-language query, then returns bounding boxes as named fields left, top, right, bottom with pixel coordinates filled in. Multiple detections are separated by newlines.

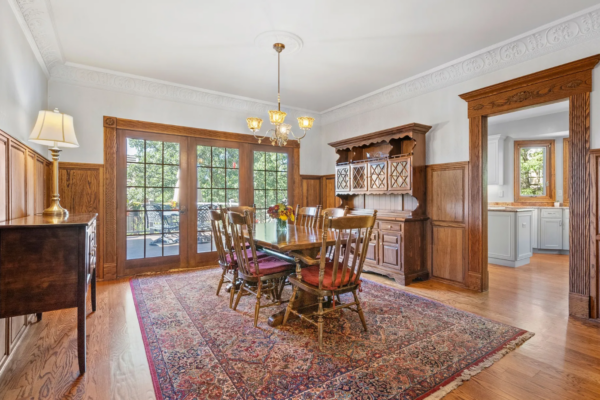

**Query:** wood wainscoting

left=59, top=163, right=107, bottom=279
left=299, top=174, right=339, bottom=209
left=426, top=162, right=469, bottom=287
left=0, top=129, right=51, bottom=375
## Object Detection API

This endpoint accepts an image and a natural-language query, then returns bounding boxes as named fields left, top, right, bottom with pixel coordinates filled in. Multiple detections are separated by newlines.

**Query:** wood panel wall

left=426, top=162, right=469, bottom=287
left=590, top=149, right=600, bottom=319
left=58, top=162, right=106, bottom=279
left=0, top=129, right=50, bottom=374
left=299, top=174, right=339, bottom=209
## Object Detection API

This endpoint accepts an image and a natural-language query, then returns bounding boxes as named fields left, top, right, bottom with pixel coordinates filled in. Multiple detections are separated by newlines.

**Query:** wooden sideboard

left=329, top=123, right=431, bottom=285
left=0, top=213, right=97, bottom=374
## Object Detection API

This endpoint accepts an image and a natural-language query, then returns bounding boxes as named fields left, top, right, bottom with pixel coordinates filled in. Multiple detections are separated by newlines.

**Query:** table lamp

left=29, top=108, right=79, bottom=217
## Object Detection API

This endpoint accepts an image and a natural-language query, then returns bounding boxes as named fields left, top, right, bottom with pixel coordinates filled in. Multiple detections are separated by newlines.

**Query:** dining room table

left=244, top=221, right=339, bottom=327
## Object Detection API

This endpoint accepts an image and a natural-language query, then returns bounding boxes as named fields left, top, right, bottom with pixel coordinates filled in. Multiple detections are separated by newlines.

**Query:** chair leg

left=283, top=286, right=298, bottom=325
left=353, top=290, right=367, bottom=331
left=233, top=280, right=245, bottom=311
left=216, top=268, right=226, bottom=296
left=317, top=296, right=324, bottom=351
left=254, top=281, right=262, bottom=328
left=229, top=270, right=238, bottom=309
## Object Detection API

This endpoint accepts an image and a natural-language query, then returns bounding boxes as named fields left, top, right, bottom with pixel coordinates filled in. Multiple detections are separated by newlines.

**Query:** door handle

left=180, top=205, right=188, bottom=214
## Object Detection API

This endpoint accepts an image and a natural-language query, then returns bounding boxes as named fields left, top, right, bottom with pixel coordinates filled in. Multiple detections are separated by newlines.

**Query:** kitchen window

left=514, top=140, right=555, bottom=203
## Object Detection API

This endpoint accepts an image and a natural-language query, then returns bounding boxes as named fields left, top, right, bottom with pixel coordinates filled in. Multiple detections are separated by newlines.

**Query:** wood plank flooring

left=0, top=253, right=598, bottom=399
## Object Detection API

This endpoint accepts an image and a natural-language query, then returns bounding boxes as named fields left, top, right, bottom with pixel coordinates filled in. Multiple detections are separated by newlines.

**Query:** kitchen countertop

left=488, top=207, right=534, bottom=212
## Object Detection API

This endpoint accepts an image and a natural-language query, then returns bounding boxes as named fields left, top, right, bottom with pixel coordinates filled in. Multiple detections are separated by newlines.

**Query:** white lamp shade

left=29, top=109, right=79, bottom=148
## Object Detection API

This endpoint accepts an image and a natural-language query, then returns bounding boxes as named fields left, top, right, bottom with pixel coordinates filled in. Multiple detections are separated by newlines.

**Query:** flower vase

left=277, top=218, right=287, bottom=231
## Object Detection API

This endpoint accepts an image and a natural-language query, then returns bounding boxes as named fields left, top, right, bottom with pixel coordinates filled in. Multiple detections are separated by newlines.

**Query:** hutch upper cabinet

left=330, top=123, right=430, bottom=217
left=329, top=123, right=431, bottom=285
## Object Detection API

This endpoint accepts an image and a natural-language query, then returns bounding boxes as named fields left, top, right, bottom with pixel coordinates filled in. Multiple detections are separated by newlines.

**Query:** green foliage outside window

left=519, top=147, right=545, bottom=196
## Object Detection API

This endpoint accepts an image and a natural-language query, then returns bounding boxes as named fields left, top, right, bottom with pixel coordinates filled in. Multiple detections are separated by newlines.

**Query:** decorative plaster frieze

left=320, top=6, right=600, bottom=125
left=13, top=0, right=600, bottom=126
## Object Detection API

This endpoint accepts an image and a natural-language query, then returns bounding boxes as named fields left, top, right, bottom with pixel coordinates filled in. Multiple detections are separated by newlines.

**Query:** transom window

left=253, top=151, right=288, bottom=223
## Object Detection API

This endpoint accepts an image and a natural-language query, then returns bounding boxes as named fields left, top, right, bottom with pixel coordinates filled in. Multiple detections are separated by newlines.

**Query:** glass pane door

left=196, top=145, right=239, bottom=253
left=253, top=151, right=288, bottom=222
left=126, top=138, right=182, bottom=259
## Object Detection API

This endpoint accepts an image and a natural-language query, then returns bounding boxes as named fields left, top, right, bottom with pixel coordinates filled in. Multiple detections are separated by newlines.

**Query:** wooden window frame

left=513, top=140, right=555, bottom=203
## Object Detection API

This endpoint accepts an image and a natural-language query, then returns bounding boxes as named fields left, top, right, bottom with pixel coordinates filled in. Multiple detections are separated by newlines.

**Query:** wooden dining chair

left=227, top=205, right=257, bottom=223
left=210, top=209, right=266, bottom=308
left=295, top=205, right=321, bottom=228
left=228, top=210, right=296, bottom=327
left=283, top=211, right=378, bottom=350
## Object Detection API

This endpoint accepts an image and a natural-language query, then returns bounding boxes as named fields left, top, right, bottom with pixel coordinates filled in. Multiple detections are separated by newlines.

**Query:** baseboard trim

left=488, top=257, right=530, bottom=268
left=533, top=249, right=569, bottom=255
left=569, top=292, right=590, bottom=318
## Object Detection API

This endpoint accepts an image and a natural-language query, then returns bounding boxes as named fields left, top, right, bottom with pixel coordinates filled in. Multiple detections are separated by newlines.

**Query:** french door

left=117, top=130, right=295, bottom=275
left=117, top=130, right=190, bottom=275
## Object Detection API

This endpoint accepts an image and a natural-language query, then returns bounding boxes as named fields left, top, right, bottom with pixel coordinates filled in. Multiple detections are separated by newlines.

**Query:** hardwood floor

left=0, top=253, right=599, bottom=399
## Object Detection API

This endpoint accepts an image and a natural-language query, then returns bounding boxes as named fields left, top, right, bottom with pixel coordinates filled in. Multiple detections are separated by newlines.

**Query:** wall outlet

left=499, top=190, right=504, bottom=198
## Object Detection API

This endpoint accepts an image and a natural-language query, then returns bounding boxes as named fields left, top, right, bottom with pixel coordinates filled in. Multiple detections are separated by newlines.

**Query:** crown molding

left=320, top=4, right=600, bottom=125
left=12, top=0, right=600, bottom=126
left=13, top=0, right=319, bottom=120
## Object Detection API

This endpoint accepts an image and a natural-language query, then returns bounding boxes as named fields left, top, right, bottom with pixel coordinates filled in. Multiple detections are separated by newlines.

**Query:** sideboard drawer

left=379, top=221, right=402, bottom=232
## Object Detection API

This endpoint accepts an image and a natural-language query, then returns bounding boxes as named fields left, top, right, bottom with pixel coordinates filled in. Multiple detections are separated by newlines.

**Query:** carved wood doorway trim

left=459, top=55, right=600, bottom=319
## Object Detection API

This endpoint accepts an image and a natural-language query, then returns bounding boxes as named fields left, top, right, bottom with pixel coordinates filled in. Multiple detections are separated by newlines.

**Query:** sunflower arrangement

left=267, top=203, right=295, bottom=222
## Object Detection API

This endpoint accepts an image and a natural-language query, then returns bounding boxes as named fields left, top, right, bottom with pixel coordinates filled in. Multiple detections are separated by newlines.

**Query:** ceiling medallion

left=254, top=31, right=303, bottom=55
left=246, top=42, right=314, bottom=147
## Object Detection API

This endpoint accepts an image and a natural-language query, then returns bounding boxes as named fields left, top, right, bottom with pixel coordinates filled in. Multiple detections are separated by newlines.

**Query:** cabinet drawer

left=379, top=221, right=402, bottom=232
left=541, top=209, right=562, bottom=218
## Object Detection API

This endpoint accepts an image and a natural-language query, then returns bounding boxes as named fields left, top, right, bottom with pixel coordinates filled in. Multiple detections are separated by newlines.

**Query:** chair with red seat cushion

left=210, top=208, right=239, bottom=308
left=283, top=211, right=378, bottom=350
left=228, top=210, right=294, bottom=327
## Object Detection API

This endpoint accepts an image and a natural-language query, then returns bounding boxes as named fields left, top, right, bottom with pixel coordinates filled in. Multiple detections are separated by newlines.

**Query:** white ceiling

left=48, top=0, right=600, bottom=111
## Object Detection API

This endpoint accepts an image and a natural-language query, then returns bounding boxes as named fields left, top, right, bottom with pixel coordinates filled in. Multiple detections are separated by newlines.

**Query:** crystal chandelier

left=246, top=43, right=314, bottom=146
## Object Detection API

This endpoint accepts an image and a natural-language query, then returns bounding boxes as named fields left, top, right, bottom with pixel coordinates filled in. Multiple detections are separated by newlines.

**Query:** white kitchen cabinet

left=540, top=217, right=563, bottom=249
left=488, top=134, right=504, bottom=185
left=488, top=209, right=533, bottom=267
left=563, top=209, right=569, bottom=251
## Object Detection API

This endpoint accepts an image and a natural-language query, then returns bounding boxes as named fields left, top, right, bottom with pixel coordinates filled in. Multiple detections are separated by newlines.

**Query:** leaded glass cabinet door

left=117, top=131, right=189, bottom=274
left=389, top=157, right=412, bottom=193
left=350, top=162, right=368, bottom=193
left=368, top=159, right=388, bottom=192
left=335, top=165, right=350, bottom=194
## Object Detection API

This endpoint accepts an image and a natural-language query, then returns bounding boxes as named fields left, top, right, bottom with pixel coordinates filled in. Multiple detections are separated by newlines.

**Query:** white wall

left=487, top=111, right=569, bottom=203
left=0, top=0, right=48, bottom=154
left=48, top=81, right=323, bottom=174
left=319, top=40, right=600, bottom=174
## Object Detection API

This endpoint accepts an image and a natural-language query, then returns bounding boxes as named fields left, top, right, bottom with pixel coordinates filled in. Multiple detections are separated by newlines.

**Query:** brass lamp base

left=43, top=146, right=69, bottom=218
left=43, top=200, right=69, bottom=217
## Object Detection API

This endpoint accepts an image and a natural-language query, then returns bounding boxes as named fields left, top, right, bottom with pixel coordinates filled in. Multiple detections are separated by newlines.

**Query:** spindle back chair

left=228, top=210, right=295, bottom=327
left=283, top=211, right=378, bottom=349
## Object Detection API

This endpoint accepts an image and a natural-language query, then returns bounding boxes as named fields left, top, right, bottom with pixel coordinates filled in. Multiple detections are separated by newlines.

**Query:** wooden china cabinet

left=329, top=123, right=430, bottom=285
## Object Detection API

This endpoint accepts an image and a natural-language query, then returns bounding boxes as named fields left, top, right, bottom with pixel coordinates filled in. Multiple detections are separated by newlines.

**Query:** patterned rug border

left=129, top=267, right=534, bottom=400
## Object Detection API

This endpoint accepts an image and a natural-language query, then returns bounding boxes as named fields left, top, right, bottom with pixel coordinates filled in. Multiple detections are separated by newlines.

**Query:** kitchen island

left=488, top=208, right=534, bottom=267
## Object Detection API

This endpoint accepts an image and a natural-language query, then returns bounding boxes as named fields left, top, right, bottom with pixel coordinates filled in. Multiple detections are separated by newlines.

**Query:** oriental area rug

left=130, top=268, right=533, bottom=399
